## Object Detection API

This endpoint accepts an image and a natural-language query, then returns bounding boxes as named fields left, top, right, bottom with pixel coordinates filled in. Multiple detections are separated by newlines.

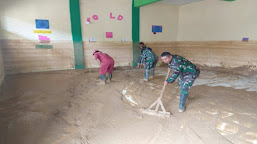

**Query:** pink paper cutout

left=117, top=15, right=123, bottom=20
left=110, top=13, right=115, bottom=19
left=87, top=18, right=91, bottom=22
left=92, top=15, right=99, bottom=20
left=106, top=32, right=113, bottom=38
left=38, top=35, right=50, bottom=41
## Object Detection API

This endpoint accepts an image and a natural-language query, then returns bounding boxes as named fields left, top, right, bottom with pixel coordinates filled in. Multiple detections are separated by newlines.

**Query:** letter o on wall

left=92, top=15, right=99, bottom=20
left=117, top=15, right=123, bottom=20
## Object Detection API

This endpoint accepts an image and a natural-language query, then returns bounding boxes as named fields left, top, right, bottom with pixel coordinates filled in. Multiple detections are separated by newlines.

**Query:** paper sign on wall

left=35, top=19, right=49, bottom=29
left=242, top=38, right=249, bottom=41
left=34, top=30, right=52, bottom=34
left=121, top=38, right=127, bottom=41
left=152, top=25, right=162, bottom=33
left=89, top=38, right=96, bottom=41
left=106, top=32, right=113, bottom=38
left=38, top=35, right=50, bottom=41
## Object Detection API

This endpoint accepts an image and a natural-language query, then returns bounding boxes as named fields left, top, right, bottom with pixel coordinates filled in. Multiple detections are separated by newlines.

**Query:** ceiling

left=158, top=0, right=203, bottom=6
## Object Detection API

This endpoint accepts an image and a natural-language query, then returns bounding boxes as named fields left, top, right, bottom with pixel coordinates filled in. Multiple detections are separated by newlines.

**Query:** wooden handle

left=159, top=69, right=171, bottom=99
left=165, top=69, right=171, bottom=81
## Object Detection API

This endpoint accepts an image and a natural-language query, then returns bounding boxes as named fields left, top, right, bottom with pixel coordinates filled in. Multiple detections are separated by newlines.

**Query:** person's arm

left=166, top=66, right=180, bottom=83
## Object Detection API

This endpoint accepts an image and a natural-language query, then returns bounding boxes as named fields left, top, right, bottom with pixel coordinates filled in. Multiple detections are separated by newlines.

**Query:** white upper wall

left=1, top=0, right=256, bottom=42
left=80, top=0, right=132, bottom=41
left=178, top=0, right=257, bottom=41
left=0, top=0, right=72, bottom=41
left=140, top=3, right=179, bottom=41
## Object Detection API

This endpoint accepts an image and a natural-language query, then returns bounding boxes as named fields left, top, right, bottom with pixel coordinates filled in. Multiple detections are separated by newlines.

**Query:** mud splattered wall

left=143, top=0, right=257, bottom=70
left=0, top=45, right=5, bottom=86
left=175, top=41, right=257, bottom=70
left=176, top=0, right=257, bottom=69
left=147, top=41, right=257, bottom=70
left=0, top=0, right=74, bottom=73
left=80, top=0, right=133, bottom=67
left=1, top=0, right=256, bottom=73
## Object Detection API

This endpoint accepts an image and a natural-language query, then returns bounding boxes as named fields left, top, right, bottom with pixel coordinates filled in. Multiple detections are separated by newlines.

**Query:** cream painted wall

left=0, top=0, right=72, bottom=41
left=80, top=0, right=132, bottom=41
left=0, top=47, right=5, bottom=87
left=178, top=0, right=257, bottom=41
left=140, top=3, right=179, bottom=41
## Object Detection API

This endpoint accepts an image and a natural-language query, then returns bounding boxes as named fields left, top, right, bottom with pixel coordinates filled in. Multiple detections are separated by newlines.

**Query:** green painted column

left=69, top=0, right=85, bottom=69
left=134, top=0, right=161, bottom=7
left=132, top=0, right=140, bottom=67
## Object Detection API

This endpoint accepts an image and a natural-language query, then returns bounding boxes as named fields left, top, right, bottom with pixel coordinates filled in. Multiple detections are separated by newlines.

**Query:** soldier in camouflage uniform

left=137, top=42, right=147, bottom=69
left=161, top=52, right=200, bottom=112
left=142, top=47, right=159, bottom=81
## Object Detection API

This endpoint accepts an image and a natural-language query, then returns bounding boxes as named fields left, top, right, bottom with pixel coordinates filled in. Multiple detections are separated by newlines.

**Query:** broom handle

left=159, top=69, right=171, bottom=99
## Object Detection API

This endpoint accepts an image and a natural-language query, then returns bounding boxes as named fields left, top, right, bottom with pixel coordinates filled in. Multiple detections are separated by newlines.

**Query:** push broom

left=141, top=69, right=171, bottom=117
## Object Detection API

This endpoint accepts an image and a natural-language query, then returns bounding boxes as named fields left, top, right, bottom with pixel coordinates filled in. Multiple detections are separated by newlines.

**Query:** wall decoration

left=152, top=25, right=162, bottom=33
left=106, top=32, right=113, bottom=38
left=110, top=13, right=115, bottom=19
left=86, top=18, right=90, bottom=24
left=38, top=35, right=50, bottom=41
left=89, top=38, right=96, bottom=41
left=242, top=38, right=249, bottom=42
left=92, top=15, right=99, bottom=20
left=35, top=19, right=49, bottom=29
left=121, top=38, right=127, bottom=41
left=35, top=44, right=53, bottom=49
left=117, top=15, right=124, bottom=20
left=34, top=30, right=52, bottom=34
left=87, top=13, right=124, bottom=23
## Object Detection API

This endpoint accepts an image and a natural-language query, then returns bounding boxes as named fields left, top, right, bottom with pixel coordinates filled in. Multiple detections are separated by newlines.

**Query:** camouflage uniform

left=142, top=48, right=159, bottom=80
left=137, top=46, right=147, bottom=64
left=167, top=55, right=200, bottom=110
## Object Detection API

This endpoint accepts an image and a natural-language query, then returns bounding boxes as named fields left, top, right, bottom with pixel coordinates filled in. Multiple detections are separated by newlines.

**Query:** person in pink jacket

left=93, top=50, right=115, bottom=84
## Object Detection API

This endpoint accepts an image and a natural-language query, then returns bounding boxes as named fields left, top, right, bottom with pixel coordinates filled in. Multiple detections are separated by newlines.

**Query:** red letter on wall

left=92, top=15, right=99, bottom=20
left=110, top=13, right=115, bottom=19
left=117, top=15, right=123, bottom=20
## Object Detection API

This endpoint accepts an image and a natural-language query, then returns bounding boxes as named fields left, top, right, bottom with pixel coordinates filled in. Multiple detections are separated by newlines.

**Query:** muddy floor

left=0, top=67, right=256, bottom=144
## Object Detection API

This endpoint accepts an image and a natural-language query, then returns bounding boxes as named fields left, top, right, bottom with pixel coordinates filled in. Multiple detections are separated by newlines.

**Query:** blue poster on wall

left=35, top=19, right=49, bottom=29
left=152, top=25, right=162, bottom=33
